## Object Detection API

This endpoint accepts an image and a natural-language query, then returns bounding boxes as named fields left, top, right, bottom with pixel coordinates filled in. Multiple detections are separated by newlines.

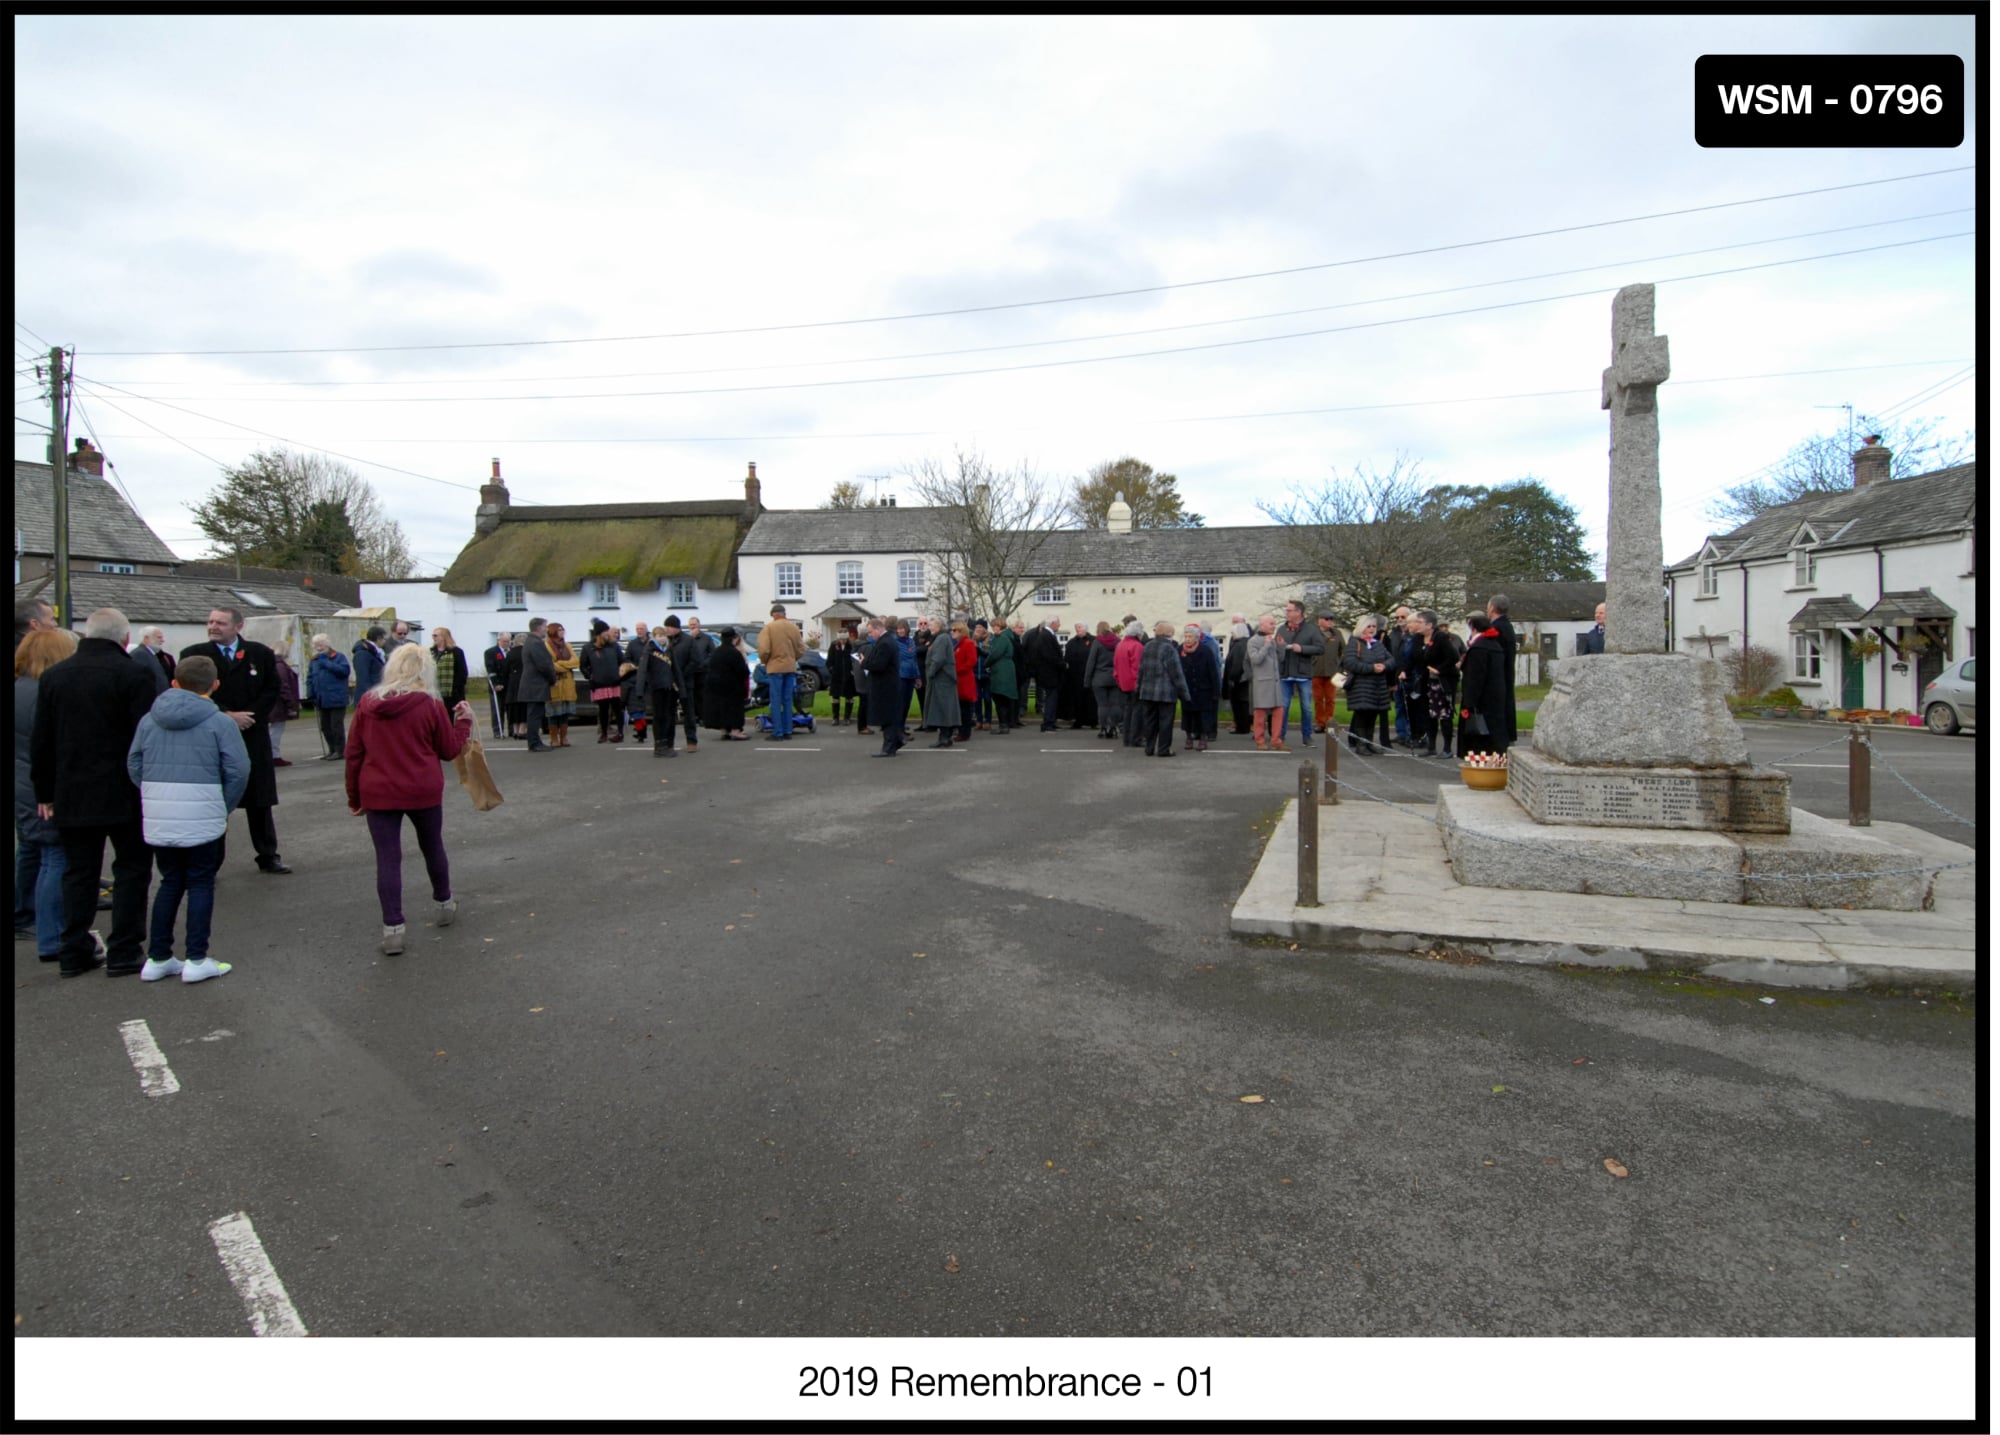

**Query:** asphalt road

left=13, top=717, right=1977, bottom=1342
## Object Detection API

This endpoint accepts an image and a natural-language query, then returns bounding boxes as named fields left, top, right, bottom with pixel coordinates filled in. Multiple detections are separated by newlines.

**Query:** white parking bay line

left=208, top=1211, right=309, bottom=1337
left=1039, top=749, right=1110, bottom=753
left=755, top=747, right=821, bottom=751
left=117, top=1019, right=180, bottom=1098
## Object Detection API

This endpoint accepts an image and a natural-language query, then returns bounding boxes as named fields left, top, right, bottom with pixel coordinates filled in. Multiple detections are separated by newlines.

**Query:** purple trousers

left=366, top=806, right=450, bottom=925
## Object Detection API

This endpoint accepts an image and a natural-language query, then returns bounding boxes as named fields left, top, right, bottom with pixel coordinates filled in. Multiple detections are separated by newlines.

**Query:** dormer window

left=1697, top=541, right=1721, bottom=598
left=1791, top=526, right=1818, bottom=588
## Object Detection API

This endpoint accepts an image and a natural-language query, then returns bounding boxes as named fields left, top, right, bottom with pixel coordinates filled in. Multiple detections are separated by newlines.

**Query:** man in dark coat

left=645, top=617, right=684, bottom=757
left=1062, top=623, right=1095, bottom=729
left=483, top=632, right=511, bottom=737
left=622, top=622, right=651, bottom=740
left=862, top=617, right=905, bottom=756
left=1575, top=602, right=1606, bottom=656
left=183, top=605, right=289, bottom=874
left=353, top=628, right=388, bottom=699
left=512, top=618, right=557, bottom=752
left=670, top=619, right=711, bottom=752
left=32, top=607, right=157, bottom=975
left=1222, top=619, right=1253, bottom=734
left=129, top=627, right=170, bottom=697
left=1027, top=617, right=1068, bottom=731
left=1486, top=594, right=1519, bottom=745
left=1458, top=612, right=1513, bottom=758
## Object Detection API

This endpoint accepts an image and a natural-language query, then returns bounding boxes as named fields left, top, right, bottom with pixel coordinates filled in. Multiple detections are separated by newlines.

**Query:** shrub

left=1762, top=686, right=1803, bottom=708
left=1720, top=644, right=1784, bottom=698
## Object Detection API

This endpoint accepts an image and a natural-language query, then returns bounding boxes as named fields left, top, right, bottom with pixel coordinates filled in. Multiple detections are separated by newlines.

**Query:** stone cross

left=1601, top=283, right=1670, bottom=655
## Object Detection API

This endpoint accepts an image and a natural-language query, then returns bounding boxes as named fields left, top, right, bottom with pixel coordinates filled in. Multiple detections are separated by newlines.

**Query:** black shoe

left=97, top=887, right=114, bottom=911
left=14, top=926, right=33, bottom=941
left=60, top=955, right=106, bottom=979
left=258, top=861, right=293, bottom=875
left=106, top=963, right=144, bottom=978
left=654, top=747, right=677, bottom=758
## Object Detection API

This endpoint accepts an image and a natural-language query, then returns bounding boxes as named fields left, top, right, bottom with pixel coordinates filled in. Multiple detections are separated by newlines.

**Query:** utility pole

left=46, top=347, right=70, bottom=629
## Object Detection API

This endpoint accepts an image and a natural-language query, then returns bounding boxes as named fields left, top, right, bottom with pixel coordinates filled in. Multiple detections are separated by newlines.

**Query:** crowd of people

left=14, top=589, right=1528, bottom=974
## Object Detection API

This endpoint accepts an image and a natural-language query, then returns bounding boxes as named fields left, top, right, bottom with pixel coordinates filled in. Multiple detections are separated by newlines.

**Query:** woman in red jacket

left=1113, top=620, right=1146, bottom=748
left=345, top=644, right=474, bottom=955
left=951, top=621, right=978, bottom=743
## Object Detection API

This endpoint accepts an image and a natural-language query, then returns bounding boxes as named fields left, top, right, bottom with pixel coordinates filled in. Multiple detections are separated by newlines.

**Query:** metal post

left=1848, top=724, right=1871, bottom=827
left=47, top=347, right=69, bottom=629
left=1296, top=761, right=1320, bottom=907
left=1321, top=726, right=1339, bottom=804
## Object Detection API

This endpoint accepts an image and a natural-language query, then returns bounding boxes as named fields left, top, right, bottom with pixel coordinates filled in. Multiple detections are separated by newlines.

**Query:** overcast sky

left=14, top=14, right=1978, bottom=581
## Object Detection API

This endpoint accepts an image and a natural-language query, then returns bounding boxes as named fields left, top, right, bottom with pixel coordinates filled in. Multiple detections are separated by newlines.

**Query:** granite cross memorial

left=1601, top=284, right=1670, bottom=655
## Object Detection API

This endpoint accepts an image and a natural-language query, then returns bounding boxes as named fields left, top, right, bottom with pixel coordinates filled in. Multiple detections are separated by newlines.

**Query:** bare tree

left=821, top=479, right=866, bottom=510
left=903, top=449, right=1067, bottom=623
left=1707, top=416, right=1975, bottom=525
left=1258, top=454, right=1464, bottom=622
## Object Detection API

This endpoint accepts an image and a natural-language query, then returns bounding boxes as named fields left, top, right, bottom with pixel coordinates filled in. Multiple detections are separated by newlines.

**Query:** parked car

left=1923, top=656, right=1978, bottom=735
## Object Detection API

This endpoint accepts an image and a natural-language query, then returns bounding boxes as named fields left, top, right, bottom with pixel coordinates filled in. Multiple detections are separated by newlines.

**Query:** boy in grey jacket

left=125, top=655, right=250, bottom=983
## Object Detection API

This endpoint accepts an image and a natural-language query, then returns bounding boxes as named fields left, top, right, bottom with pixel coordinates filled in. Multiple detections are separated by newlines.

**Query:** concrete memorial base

left=1529, top=652, right=1749, bottom=768
left=1507, top=747, right=1792, bottom=834
left=1438, top=787, right=1933, bottom=911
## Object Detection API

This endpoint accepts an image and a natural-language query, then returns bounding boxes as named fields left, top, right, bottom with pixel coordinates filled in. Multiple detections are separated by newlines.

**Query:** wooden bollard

left=1297, top=761, right=1320, bottom=907
left=1848, top=724, right=1871, bottom=827
left=1322, top=726, right=1339, bottom=804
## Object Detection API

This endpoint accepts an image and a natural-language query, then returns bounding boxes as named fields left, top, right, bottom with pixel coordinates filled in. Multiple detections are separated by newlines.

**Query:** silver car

left=1923, top=657, right=1978, bottom=735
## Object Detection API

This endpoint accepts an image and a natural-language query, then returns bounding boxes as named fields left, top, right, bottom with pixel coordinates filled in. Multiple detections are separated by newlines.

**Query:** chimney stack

left=1106, top=491, right=1133, bottom=535
left=476, top=456, right=511, bottom=535
left=1852, top=435, right=1891, bottom=489
left=70, top=437, right=105, bottom=477
left=745, top=460, right=762, bottom=518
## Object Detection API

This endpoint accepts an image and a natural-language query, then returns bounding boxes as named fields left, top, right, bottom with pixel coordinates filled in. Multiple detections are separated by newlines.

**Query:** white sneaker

left=140, top=957, right=185, bottom=982
left=181, top=957, right=232, bottom=984
left=382, top=924, right=406, bottom=955
left=435, top=897, right=457, bottom=927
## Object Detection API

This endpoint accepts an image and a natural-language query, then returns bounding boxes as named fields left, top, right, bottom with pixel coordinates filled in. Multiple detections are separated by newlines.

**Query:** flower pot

left=1459, top=765, right=1509, bottom=791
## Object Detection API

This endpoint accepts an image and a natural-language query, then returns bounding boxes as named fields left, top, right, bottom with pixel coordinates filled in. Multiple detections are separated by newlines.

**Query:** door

left=1841, top=637, right=1864, bottom=708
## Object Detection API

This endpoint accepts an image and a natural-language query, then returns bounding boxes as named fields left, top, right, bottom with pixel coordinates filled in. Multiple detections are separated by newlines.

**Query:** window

left=231, top=589, right=274, bottom=609
left=837, top=561, right=865, bottom=598
left=775, top=563, right=803, bottom=600
left=500, top=581, right=526, bottom=609
left=1302, top=581, right=1333, bottom=609
left=590, top=580, right=619, bottom=607
left=1791, top=546, right=1816, bottom=587
left=1034, top=581, right=1068, bottom=604
left=667, top=580, right=696, bottom=607
left=1187, top=578, right=1221, bottom=611
left=1792, top=633, right=1821, bottom=681
left=897, top=559, right=926, bottom=600
left=97, top=562, right=136, bottom=574
left=1699, top=563, right=1718, bottom=598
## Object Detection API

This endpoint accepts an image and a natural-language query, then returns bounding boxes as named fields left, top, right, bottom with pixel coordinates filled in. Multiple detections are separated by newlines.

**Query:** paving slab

left=1231, top=798, right=1978, bottom=991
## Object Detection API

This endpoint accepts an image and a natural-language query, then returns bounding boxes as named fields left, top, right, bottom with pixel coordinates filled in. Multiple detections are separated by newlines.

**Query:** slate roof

left=738, top=507, right=961, bottom=555
left=13, top=460, right=182, bottom=566
left=439, top=502, right=753, bottom=595
left=1491, top=581, right=1606, bottom=621
left=15, top=571, right=344, bottom=625
left=1856, top=589, right=1957, bottom=626
left=1667, top=463, right=1977, bottom=570
left=1787, top=596, right=1867, bottom=632
left=177, top=560, right=362, bottom=607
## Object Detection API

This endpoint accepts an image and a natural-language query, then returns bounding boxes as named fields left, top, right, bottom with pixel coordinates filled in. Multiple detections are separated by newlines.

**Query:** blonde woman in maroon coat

left=345, top=644, right=473, bottom=956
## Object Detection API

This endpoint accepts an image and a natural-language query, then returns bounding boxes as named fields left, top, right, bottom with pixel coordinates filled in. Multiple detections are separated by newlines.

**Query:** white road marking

left=1779, top=763, right=1850, bottom=768
left=117, top=1019, right=180, bottom=1098
left=754, top=746, right=821, bottom=751
left=208, top=1211, right=309, bottom=1337
left=1039, top=749, right=1110, bottom=753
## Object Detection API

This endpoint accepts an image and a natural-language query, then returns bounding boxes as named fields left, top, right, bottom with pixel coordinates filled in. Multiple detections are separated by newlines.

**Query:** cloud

left=350, top=250, right=500, bottom=295
left=1117, top=130, right=1362, bottom=237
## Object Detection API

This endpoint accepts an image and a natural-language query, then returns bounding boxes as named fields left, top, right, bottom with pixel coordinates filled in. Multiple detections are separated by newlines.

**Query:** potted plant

left=1847, top=633, right=1883, bottom=662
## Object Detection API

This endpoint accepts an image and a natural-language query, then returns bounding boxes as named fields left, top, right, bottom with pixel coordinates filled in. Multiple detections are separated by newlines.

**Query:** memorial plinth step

left=1439, top=787, right=1932, bottom=910
left=1508, top=748, right=1792, bottom=834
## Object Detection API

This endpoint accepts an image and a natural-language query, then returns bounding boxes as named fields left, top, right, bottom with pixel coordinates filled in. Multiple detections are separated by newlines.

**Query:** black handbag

left=1465, top=712, right=1490, bottom=737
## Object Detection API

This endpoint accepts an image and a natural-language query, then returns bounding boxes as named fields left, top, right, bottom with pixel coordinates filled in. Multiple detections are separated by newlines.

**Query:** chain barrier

left=1870, top=751, right=1975, bottom=828
left=1315, top=772, right=1976, bottom=886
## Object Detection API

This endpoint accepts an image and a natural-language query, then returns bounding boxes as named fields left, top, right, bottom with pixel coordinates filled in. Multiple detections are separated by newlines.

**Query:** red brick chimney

left=1852, top=435, right=1891, bottom=489
left=476, top=457, right=511, bottom=535
left=70, top=437, right=105, bottom=477
left=745, top=460, right=762, bottom=518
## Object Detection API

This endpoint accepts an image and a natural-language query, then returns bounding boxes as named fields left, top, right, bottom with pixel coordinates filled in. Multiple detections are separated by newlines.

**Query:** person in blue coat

left=308, top=633, right=352, bottom=759
left=352, top=628, right=388, bottom=700
left=894, top=619, right=920, bottom=726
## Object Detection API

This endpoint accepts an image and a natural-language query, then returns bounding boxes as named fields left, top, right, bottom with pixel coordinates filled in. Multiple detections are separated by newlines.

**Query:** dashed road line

left=117, top=1019, right=180, bottom=1098
left=208, top=1211, right=309, bottom=1337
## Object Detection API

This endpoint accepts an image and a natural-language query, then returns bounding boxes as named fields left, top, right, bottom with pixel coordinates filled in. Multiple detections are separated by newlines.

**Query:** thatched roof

left=438, top=503, right=749, bottom=596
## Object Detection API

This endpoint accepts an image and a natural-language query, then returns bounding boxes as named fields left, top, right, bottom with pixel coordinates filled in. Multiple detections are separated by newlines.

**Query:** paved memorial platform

left=1230, top=798, right=1977, bottom=991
